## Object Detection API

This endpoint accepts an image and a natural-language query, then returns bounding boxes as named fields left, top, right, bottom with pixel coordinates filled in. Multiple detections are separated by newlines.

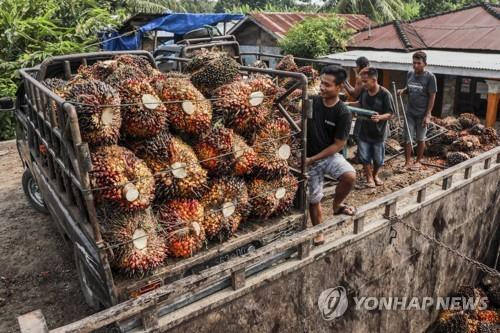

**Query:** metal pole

left=391, top=81, right=402, bottom=130
left=399, top=93, right=415, bottom=154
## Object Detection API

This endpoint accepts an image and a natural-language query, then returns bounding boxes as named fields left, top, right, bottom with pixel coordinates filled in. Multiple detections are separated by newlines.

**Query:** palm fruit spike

left=65, top=79, right=121, bottom=146
left=451, top=135, right=481, bottom=152
left=201, top=177, right=249, bottom=240
left=194, top=126, right=257, bottom=176
left=103, top=64, right=147, bottom=90
left=118, top=78, right=167, bottom=138
left=446, top=151, right=470, bottom=166
left=251, top=118, right=293, bottom=180
left=130, top=132, right=207, bottom=201
left=113, top=54, right=156, bottom=76
left=152, top=76, right=212, bottom=136
left=276, top=55, right=298, bottom=72
left=435, top=310, right=470, bottom=333
left=248, top=172, right=298, bottom=218
left=185, top=48, right=240, bottom=96
left=157, top=199, right=206, bottom=258
left=458, top=113, right=480, bottom=129
left=104, top=210, right=166, bottom=276
left=90, top=145, right=155, bottom=212
left=213, top=79, right=271, bottom=137
left=480, top=127, right=499, bottom=145
left=76, top=60, right=118, bottom=81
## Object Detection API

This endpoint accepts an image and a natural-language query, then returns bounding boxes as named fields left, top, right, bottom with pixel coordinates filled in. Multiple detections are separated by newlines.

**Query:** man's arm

left=423, top=74, right=437, bottom=125
left=306, top=138, right=347, bottom=165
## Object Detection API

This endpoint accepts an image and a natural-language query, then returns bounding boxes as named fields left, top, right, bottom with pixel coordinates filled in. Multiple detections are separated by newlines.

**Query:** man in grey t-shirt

left=398, top=51, right=437, bottom=170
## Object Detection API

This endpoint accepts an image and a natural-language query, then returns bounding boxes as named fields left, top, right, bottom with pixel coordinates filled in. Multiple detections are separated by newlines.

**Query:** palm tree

left=322, top=0, right=409, bottom=22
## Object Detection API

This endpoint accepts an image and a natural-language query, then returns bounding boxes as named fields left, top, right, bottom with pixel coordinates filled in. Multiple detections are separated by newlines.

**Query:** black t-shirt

left=358, top=87, right=394, bottom=143
left=307, top=96, right=352, bottom=157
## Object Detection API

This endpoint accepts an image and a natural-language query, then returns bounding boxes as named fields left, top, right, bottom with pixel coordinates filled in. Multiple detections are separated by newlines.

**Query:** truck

left=2, top=37, right=313, bottom=331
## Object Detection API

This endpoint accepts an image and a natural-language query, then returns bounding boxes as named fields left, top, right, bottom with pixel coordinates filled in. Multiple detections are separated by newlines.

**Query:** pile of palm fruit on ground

left=42, top=51, right=300, bottom=276
left=427, top=113, right=499, bottom=167
left=432, top=279, right=500, bottom=333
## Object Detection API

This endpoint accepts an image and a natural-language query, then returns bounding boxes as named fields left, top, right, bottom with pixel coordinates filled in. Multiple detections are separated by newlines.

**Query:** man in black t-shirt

left=306, top=65, right=357, bottom=245
left=350, top=67, right=394, bottom=187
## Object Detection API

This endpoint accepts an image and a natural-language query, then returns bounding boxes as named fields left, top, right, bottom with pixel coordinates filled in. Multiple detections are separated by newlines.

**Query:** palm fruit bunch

left=451, top=135, right=481, bottom=152
left=157, top=199, right=206, bottom=258
left=116, top=78, right=167, bottom=139
left=482, top=275, right=500, bottom=308
left=248, top=172, right=298, bottom=218
left=480, top=128, right=499, bottom=145
left=453, top=286, right=489, bottom=315
left=251, top=118, right=293, bottom=180
left=477, top=322, right=499, bottom=333
left=185, top=48, right=240, bottom=96
left=64, top=79, right=122, bottom=145
left=195, top=126, right=257, bottom=176
left=247, top=75, right=279, bottom=110
left=151, top=75, right=212, bottom=136
left=435, top=310, right=470, bottom=333
left=276, top=55, right=298, bottom=72
left=213, top=79, right=272, bottom=138
left=43, top=78, right=67, bottom=94
left=442, top=130, right=460, bottom=145
left=447, top=151, right=470, bottom=166
left=103, top=64, right=147, bottom=90
left=114, top=54, right=156, bottom=76
left=103, top=211, right=166, bottom=276
left=441, top=116, right=463, bottom=131
left=298, top=65, right=319, bottom=83
left=76, top=60, right=119, bottom=81
left=426, top=143, right=448, bottom=158
left=459, top=113, right=481, bottom=129
left=201, top=177, right=249, bottom=240
left=250, top=59, right=268, bottom=69
left=477, top=310, right=499, bottom=324
left=90, top=145, right=155, bottom=212
left=129, top=132, right=207, bottom=201
left=277, top=87, right=303, bottom=119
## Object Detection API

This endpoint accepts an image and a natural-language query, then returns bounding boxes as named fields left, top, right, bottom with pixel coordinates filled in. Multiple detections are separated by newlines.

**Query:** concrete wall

left=169, top=168, right=500, bottom=333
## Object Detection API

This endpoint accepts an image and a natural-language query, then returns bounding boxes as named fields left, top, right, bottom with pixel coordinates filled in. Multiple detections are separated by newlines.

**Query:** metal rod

left=398, top=92, right=415, bottom=154
left=391, top=81, right=402, bottom=130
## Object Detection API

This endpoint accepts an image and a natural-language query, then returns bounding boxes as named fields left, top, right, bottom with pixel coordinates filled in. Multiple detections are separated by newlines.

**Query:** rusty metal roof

left=350, top=3, right=500, bottom=52
left=230, top=12, right=372, bottom=40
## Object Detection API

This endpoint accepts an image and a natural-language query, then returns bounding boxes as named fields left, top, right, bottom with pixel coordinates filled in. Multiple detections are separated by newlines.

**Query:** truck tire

left=74, top=247, right=103, bottom=311
left=22, top=169, right=49, bottom=214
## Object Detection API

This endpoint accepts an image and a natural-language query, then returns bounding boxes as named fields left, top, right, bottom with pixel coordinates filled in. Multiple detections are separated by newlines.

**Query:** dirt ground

left=0, top=140, right=441, bottom=332
left=0, top=140, right=93, bottom=333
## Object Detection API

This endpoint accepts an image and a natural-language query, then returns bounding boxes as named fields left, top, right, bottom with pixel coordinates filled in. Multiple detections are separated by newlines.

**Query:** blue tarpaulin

left=101, top=13, right=244, bottom=51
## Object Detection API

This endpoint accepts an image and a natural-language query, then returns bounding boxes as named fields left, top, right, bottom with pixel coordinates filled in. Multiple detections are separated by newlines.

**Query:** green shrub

left=278, top=15, right=353, bottom=59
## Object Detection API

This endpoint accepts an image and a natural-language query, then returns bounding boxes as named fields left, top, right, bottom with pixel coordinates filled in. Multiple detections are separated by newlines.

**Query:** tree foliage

left=278, top=15, right=353, bottom=59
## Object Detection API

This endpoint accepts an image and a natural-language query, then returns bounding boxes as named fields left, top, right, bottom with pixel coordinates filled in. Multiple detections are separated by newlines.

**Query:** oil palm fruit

left=480, top=127, right=498, bottom=145
left=64, top=79, right=121, bottom=146
left=90, top=145, right=155, bottom=212
left=276, top=55, right=298, bottom=72
left=157, top=199, right=206, bottom=258
left=446, top=151, right=470, bottom=166
left=458, top=113, right=481, bottom=129
left=201, top=177, right=249, bottom=240
left=129, top=132, right=208, bottom=201
left=185, top=49, right=240, bottom=96
left=435, top=310, right=469, bottom=333
left=104, top=210, right=166, bottom=276
left=114, top=54, right=156, bottom=76
left=251, top=118, right=293, bottom=180
left=152, top=75, right=212, bottom=136
left=451, top=135, right=481, bottom=152
left=248, top=172, right=298, bottom=219
left=117, top=78, right=167, bottom=139
left=194, top=126, right=257, bottom=176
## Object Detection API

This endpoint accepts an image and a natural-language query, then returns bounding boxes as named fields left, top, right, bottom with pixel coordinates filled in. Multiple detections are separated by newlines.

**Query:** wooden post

left=417, top=187, right=427, bottom=203
left=442, top=175, right=453, bottom=190
left=298, top=240, right=311, bottom=259
left=464, top=166, right=472, bottom=179
left=484, top=157, right=492, bottom=169
left=384, top=201, right=397, bottom=219
left=354, top=215, right=365, bottom=234
left=141, top=305, right=159, bottom=332
left=231, top=267, right=246, bottom=290
left=382, top=69, right=391, bottom=90
left=485, top=80, right=500, bottom=128
left=18, top=310, right=49, bottom=333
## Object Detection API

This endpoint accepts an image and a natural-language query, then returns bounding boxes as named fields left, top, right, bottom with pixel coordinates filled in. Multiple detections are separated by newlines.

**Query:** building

left=322, top=3, right=500, bottom=127
left=228, top=12, right=372, bottom=67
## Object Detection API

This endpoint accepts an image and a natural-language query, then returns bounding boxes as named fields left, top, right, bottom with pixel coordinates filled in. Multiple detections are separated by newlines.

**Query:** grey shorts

left=404, top=113, right=427, bottom=143
left=308, top=153, right=355, bottom=204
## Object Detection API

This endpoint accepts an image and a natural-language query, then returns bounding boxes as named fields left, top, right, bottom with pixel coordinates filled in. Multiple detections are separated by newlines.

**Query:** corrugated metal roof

left=322, top=50, right=500, bottom=79
left=238, top=12, right=372, bottom=39
left=350, top=3, right=500, bottom=52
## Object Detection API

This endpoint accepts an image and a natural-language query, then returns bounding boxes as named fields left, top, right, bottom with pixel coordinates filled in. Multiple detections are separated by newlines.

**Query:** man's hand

left=397, top=88, right=405, bottom=96
left=423, top=115, right=431, bottom=127
left=371, top=113, right=381, bottom=122
left=306, top=157, right=315, bottom=167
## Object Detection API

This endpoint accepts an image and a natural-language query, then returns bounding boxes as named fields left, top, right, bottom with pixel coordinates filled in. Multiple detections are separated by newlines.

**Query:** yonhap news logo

left=317, top=286, right=349, bottom=321
left=318, top=286, right=488, bottom=321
